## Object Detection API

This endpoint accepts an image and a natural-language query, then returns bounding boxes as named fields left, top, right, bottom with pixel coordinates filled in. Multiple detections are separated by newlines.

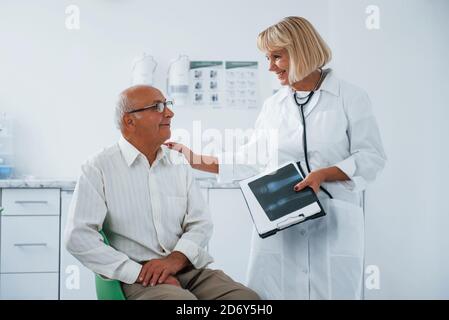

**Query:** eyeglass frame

left=127, top=100, right=174, bottom=114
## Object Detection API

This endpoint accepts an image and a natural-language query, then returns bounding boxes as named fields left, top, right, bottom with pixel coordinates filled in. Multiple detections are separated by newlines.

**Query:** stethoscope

left=293, top=69, right=333, bottom=199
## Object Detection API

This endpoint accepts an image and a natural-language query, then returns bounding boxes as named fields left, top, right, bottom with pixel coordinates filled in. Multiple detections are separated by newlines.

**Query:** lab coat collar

left=319, top=68, right=340, bottom=97
left=277, top=68, right=340, bottom=103
left=118, top=136, right=169, bottom=167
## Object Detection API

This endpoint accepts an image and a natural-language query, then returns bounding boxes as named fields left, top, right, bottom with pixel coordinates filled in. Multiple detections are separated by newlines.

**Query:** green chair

left=95, top=230, right=127, bottom=300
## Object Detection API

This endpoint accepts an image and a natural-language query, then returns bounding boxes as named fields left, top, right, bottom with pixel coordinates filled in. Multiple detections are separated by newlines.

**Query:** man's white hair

left=115, top=93, right=135, bottom=130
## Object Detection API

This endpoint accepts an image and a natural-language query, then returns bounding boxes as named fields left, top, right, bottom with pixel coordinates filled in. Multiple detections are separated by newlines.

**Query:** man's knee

left=155, top=287, right=197, bottom=300
left=227, top=287, right=261, bottom=300
left=128, top=284, right=198, bottom=300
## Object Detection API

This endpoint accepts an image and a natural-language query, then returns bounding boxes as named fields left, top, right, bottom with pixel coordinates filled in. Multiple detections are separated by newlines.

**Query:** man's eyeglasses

left=127, top=101, right=173, bottom=114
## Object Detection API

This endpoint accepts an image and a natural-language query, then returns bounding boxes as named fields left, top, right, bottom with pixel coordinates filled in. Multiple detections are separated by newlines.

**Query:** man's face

left=124, top=88, right=174, bottom=145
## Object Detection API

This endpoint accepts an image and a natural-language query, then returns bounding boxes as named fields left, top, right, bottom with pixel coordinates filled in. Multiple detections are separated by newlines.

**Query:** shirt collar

left=278, top=68, right=340, bottom=102
left=118, top=136, right=169, bottom=167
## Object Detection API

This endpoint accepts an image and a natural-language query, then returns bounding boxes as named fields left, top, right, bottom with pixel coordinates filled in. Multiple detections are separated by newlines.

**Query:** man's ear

left=123, top=114, right=136, bottom=131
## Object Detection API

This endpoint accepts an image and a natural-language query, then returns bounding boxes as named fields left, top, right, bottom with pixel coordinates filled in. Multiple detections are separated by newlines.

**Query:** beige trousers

left=121, top=267, right=260, bottom=300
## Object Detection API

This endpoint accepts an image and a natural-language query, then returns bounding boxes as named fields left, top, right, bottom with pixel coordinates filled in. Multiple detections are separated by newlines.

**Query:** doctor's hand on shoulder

left=164, top=142, right=194, bottom=162
left=165, top=142, right=219, bottom=174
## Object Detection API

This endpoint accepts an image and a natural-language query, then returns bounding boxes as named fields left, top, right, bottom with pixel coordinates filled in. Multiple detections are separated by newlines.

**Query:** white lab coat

left=217, top=69, right=386, bottom=299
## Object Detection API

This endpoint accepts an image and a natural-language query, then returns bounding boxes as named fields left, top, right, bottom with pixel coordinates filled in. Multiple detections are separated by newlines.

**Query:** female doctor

left=166, top=16, right=386, bottom=299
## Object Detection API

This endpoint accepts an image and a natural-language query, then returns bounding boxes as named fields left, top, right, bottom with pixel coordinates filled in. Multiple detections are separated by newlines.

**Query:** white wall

left=0, top=0, right=329, bottom=179
left=329, top=0, right=449, bottom=299
left=1, top=0, right=448, bottom=299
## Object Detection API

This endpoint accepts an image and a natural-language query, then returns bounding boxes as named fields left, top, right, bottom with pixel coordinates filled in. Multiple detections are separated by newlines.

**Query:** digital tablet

left=239, top=161, right=325, bottom=238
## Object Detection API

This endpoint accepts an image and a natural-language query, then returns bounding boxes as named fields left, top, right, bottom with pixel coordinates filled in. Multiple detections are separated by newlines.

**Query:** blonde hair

left=257, top=16, right=332, bottom=83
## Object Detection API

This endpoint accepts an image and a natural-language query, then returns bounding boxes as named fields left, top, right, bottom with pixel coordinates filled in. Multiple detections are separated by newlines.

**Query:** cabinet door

left=208, top=189, right=253, bottom=285
left=59, top=190, right=96, bottom=300
left=1, top=216, right=59, bottom=273
left=2, top=188, right=60, bottom=216
left=0, top=273, right=59, bottom=300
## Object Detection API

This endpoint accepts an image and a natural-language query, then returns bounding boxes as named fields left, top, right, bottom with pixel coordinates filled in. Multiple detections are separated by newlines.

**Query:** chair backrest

left=95, top=230, right=127, bottom=300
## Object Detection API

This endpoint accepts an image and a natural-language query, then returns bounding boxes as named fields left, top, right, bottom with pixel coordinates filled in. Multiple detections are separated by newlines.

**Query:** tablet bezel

left=239, top=161, right=322, bottom=237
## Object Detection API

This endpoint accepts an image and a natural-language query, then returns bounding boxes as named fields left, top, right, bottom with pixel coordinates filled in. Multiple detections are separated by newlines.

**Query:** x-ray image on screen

left=248, top=164, right=317, bottom=221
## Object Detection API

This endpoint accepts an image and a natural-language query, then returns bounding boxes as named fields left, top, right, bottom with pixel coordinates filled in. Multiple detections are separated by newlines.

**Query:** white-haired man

left=65, top=85, right=259, bottom=300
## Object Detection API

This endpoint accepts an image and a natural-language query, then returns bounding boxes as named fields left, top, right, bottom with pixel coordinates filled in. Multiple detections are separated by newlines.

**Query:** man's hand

left=163, top=275, right=181, bottom=287
left=136, top=251, right=189, bottom=287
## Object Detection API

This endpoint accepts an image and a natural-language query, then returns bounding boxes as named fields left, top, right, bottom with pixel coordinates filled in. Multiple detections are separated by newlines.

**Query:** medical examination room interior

left=0, top=0, right=448, bottom=300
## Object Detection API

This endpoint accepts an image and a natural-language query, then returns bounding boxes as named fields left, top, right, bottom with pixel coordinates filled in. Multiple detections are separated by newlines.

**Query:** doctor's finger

left=164, top=142, right=178, bottom=149
left=166, top=142, right=184, bottom=150
left=294, top=180, right=309, bottom=191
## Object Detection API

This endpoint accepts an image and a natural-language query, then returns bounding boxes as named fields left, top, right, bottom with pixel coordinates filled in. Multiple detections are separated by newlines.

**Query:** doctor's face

left=266, top=48, right=290, bottom=86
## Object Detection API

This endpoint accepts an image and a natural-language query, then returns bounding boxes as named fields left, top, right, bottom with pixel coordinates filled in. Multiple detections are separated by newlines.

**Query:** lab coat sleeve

left=173, top=164, right=214, bottom=268
left=64, top=162, right=142, bottom=284
left=216, top=101, right=272, bottom=183
left=334, top=90, right=387, bottom=191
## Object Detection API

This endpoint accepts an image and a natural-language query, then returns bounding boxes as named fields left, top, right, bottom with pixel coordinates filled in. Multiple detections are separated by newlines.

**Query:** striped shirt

left=64, top=136, right=213, bottom=284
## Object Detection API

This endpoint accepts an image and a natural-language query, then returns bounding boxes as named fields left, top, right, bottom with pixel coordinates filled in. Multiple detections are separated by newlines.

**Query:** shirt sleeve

left=334, top=90, right=387, bottom=192
left=173, top=164, right=214, bottom=268
left=64, top=162, right=142, bottom=284
left=216, top=101, right=273, bottom=183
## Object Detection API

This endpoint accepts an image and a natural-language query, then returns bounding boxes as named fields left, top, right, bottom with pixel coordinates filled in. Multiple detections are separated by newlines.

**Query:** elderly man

left=65, top=85, right=259, bottom=300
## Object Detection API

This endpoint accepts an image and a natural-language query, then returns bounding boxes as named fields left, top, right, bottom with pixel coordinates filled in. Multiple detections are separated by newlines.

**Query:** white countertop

left=0, top=178, right=240, bottom=190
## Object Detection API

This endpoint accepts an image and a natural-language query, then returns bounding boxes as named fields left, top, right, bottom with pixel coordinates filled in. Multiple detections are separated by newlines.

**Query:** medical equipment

left=0, top=113, right=14, bottom=179
left=167, top=55, right=190, bottom=106
left=293, top=69, right=333, bottom=199
left=131, top=52, right=157, bottom=86
left=239, top=161, right=325, bottom=238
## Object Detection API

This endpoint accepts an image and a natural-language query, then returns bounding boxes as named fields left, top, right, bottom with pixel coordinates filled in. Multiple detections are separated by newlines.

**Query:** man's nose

left=164, top=106, right=174, bottom=118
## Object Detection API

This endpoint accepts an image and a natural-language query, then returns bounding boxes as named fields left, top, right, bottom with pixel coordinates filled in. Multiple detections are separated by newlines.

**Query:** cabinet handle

left=14, top=200, right=48, bottom=204
left=14, top=243, right=48, bottom=247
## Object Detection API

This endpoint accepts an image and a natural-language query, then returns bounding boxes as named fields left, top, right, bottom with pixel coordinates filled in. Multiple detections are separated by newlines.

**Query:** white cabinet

left=1, top=216, right=59, bottom=273
left=0, top=188, right=60, bottom=299
left=2, top=188, right=60, bottom=216
left=59, top=190, right=96, bottom=300
left=207, top=188, right=253, bottom=285
left=0, top=273, right=59, bottom=300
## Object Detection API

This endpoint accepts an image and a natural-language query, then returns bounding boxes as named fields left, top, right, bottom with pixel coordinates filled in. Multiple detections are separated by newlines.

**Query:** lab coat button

left=300, top=229, right=306, bottom=236
left=302, top=269, right=308, bottom=274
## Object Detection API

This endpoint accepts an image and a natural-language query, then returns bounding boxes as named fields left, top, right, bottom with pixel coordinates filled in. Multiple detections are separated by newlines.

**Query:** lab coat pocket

left=325, top=198, right=364, bottom=257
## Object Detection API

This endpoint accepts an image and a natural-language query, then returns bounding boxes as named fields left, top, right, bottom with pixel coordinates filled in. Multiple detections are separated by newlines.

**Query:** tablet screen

left=247, top=163, right=317, bottom=221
